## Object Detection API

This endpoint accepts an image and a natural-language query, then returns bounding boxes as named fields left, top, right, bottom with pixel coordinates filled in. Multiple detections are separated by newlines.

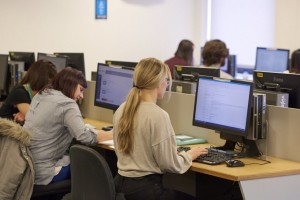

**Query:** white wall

left=275, top=0, right=300, bottom=53
left=0, top=0, right=202, bottom=80
left=209, top=0, right=275, bottom=67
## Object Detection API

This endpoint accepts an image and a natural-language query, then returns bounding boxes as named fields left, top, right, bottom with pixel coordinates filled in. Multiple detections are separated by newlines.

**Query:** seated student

left=0, top=60, right=57, bottom=123
left=165, top=39, right=194, bottom=78
left=113, top=58, right=208, bottom=200
left=23, top=67, right=113, bottom=185
left=289, top=49, right=300, bottom=73
left=202, top=39, right=233, bottom=79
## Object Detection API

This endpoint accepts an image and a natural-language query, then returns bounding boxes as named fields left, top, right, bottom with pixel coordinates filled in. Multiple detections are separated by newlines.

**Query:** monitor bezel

left=94, top=63, right=134, bottom=111
left=54, top=52, right=85, bottom=76
left=0, top=54, right=9, bottom=92
left=174, top=65, right=220, bottom=82
left=37, top=53, right=68, bottom=72
left=9, top=51, right=35, bottom=71
left=192, top=76, right=253, bottom=137
left=105, top=60, right=138, bottom=69
left=254, top=47, right=290, bottom=72
left=253, top=70, right=300, bottom=109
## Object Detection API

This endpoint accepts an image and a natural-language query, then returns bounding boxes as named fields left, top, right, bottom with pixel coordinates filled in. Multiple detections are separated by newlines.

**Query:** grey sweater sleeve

left=63, top=101, right=97, bottom=145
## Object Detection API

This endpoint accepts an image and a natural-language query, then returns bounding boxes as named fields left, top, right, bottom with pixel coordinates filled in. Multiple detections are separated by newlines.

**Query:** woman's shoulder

left=140, top=102, right=169, bottom=118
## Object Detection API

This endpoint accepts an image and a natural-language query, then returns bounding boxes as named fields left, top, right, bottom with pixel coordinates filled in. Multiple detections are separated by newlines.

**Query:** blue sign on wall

left=95, top=0, right=107, bottom=19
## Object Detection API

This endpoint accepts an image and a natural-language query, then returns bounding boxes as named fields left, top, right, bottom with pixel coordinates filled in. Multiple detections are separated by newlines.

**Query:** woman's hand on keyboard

left=187, top=147, right=208, bottom=161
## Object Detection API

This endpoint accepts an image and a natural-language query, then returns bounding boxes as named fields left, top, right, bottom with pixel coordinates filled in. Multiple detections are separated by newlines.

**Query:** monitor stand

left=216, top=132, right=261, bottom=158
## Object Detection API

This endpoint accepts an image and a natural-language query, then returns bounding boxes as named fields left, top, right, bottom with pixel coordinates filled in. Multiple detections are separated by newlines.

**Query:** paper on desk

left=176, top=135, right=193, bottom=140
left=99, top=139, right=114, bottom=146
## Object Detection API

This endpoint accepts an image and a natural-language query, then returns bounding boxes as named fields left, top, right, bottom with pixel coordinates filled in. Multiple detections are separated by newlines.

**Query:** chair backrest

left=70, top=144, right=116, bottom=200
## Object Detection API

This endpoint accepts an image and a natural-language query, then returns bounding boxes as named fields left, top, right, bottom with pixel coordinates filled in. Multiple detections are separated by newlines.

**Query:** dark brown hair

left=290, top=49, right=300, bottom=74
left=20, top=59, right=57, bottom=91
left=48, top=67, right=87, bottom=99
left=175, top=39, right=194, bottom=65
left=202, top=39, right=228, bottom=66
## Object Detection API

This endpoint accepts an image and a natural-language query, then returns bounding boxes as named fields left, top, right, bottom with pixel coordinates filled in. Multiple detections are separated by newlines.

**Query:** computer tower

left=9, top=63, right=19, bottom=92
left=228, top=55, right=236, bottom=77
left=91, top=71, right=97, bottom=81
left=247, top=93, right=267, bottom=140
left=254, top=89, right=289, bottom=108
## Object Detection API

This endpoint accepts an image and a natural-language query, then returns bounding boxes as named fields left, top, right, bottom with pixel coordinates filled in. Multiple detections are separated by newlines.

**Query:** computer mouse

left=225, top=160, right=245, bottom=167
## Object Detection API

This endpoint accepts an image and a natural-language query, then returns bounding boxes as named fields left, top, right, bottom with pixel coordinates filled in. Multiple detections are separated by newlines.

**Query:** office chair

left=63, top=144, right=125, bottom=200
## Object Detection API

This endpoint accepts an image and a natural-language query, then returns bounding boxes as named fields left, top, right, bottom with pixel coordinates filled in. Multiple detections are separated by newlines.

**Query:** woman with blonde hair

left=113, top=57, right=207, bottom=200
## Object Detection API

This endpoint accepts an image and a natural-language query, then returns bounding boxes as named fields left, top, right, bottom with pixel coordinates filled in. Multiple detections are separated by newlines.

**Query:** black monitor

left=193, top=76, right=259, bottom=156
left=9, top=52, right=35, bottom=71
left=253, top=70, right=300, bottom=109
left=94, top=63, right=134, bottom=111
left=0, top=55, right=9, bottom=97
left=54, top=53, right=85, bottom=76
left=37, top=53, right=68, bottom=72
left=105, top=60, right=138, bottom=69
left=255, top=47, right=289, bottom=72
left=174, top=65, right=220, bottom=82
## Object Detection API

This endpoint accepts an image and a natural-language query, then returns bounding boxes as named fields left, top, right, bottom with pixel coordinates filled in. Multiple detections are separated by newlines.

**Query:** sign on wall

left=95, top=0, right=107, bottom=19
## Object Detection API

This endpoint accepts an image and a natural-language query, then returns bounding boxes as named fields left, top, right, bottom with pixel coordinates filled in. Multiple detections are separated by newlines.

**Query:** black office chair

left=63, top=144, right=125, bottom=200
left=31, top=179, right=71, bottom=200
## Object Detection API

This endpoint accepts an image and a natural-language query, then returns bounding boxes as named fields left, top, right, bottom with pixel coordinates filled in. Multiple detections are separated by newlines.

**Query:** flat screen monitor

left=9, top=52, right=35, bottom=71
left=174, top=65, right=220, bottom=82
left=54, top=53, right=85, bottom=76
left=253, top=70, right=300, bottom=109
left=255, top=47, right=289, bottom=72
left=0, top=54, right=9, bottom=95
left=193, top=76, right=261, bottom=156
left=105, top=60, right=138, bottom=69
left=37, top=53, right=68, bottom=72
left=193, top=76, right=253, bottom=139
left=94, top=63, right=134, bottom=111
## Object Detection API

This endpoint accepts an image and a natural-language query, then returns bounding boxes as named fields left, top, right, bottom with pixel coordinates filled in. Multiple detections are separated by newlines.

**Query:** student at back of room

left=289, top=49, right=300, bottom=74
left=165, top=39, right=194, bottom=78
left=202, top=39, right=233, bottom=79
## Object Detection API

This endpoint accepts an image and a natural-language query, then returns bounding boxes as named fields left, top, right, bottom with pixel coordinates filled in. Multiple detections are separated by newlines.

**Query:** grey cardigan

left=24, top=89, right=97, bottom=185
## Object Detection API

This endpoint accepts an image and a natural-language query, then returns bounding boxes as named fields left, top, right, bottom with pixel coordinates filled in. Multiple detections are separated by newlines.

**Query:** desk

left=84, top=118, right=300, bottom=199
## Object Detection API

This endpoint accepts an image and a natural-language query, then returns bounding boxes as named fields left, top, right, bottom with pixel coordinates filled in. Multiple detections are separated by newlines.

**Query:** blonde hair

left=117, top=58, right=172, bottom=154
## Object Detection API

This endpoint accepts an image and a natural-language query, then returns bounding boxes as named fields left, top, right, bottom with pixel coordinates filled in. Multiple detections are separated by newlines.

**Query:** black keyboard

left=194, top=148, right=233, bottom=165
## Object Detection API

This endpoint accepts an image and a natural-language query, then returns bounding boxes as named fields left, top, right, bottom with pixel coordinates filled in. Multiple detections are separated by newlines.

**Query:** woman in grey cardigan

left=24, top=67, right=112, bottom=185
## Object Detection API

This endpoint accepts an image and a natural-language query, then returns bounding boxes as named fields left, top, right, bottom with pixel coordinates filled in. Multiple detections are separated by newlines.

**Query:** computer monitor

left=54, top=53, right=85, bottom=76
left=9, top=52, right=35, bottom=71
left=193, top=76, right=259, bottom=156
left=37, top=53, right=68, bottom=72
left=255, top=47, right=289, bottom=72
left=253, top=70, right=300, bottom=109
left=94, top=63, right=134, bottom=111
left=174, top=65, right=220, bottom=82
left=0, top=55, right=9, bottom=97
left=105, top=60, right=138, bottom=69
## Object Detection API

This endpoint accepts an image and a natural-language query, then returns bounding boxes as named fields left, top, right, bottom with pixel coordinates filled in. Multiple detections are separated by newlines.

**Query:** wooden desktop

left=81, top=81, right=300, bottom=199
left=84, top=118, right=300, bottom=199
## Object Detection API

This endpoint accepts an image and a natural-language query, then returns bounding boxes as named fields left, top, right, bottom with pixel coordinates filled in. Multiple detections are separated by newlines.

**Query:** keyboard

left=102, top=126, right=113, bottom=131
left=194, top=148, right=234, bottom=165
